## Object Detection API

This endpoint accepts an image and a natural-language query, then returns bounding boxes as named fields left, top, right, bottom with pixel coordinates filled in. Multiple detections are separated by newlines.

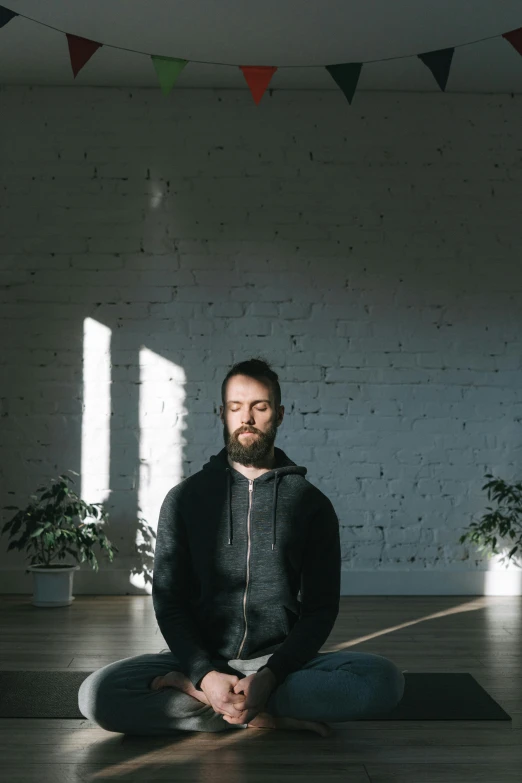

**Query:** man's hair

left=221, top=357, right=282, bottom=410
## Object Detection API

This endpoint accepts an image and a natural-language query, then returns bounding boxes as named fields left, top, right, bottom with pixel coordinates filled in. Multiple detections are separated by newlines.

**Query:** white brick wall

left=1, top=86, right=521, bottom=595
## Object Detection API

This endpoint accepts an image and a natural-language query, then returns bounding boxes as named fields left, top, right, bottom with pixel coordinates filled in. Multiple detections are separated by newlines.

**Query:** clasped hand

left=221, top=671, right=275, bottom=724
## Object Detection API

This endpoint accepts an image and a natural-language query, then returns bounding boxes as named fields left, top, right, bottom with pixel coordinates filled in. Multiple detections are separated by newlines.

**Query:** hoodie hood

left=202, top=446, right=307, bottom=551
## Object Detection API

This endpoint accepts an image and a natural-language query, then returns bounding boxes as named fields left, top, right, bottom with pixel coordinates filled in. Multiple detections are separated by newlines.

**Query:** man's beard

left=223, top=420, right=278, bottom=467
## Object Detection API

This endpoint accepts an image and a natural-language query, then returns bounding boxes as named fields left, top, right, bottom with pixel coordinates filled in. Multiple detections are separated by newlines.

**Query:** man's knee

left=376, top=657, right=405, bottom=710
left=78, top=669, right=120, bottom=731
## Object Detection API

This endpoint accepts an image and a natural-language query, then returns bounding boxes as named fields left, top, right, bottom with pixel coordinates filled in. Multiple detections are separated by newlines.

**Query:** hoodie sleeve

left=152, top=486, right=217, bottom=691
left=257, top=496, right=341, bottom=687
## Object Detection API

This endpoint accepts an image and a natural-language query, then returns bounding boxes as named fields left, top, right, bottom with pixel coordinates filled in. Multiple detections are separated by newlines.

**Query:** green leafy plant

left=1, top=470, right=120, bottom=571
left=459, top=474, right=521, bottom=568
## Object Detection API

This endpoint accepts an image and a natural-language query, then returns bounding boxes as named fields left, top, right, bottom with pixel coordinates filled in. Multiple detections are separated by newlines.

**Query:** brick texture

left=1, top=87, right=521, bottom=586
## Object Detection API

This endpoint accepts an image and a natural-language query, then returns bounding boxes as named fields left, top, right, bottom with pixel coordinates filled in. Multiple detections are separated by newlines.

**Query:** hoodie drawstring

left=226, top=467, right=280, bottom=551
left=227, top=468, right=232, bottom=546
left=271, top=471, right=280, bottom=551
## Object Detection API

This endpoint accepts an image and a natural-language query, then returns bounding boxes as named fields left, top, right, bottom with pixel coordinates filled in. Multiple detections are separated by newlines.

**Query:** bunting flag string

left=0, top=4, right=522, bottom=105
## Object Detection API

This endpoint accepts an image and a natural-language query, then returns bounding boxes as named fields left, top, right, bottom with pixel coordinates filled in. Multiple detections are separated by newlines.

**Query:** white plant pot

left=27, top=564, right=80, bottom=607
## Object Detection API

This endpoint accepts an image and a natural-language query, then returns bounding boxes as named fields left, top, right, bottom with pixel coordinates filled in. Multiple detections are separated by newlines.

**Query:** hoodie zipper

left=236, top=479, right=254, bottom=658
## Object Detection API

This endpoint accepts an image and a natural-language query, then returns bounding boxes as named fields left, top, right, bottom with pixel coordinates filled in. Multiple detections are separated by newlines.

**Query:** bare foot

left=248, top=712, right=333, bottom=737
left=151, top=671, right=250, bottom=725
left=150, top=671, right=212, bottom=706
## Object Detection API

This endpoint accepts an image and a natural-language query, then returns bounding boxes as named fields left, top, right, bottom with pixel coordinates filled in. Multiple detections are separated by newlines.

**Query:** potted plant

left=1, top=470, right=120, bottom=607
left=459, top=474, right=521, bottom=568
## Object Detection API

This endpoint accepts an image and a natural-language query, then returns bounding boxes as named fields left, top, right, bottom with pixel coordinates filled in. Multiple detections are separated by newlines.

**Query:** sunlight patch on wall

left=485, top=544, right=522, bottom=597
left=132, top=348, right=187, bottom=592
left=484, top=528, right=522, bottom=595
left=81, top=317, right=112, bottom=507
left=149, top=182, right=164, bottom=210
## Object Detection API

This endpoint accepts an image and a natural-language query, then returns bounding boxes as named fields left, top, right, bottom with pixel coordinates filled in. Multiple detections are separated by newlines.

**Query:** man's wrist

left=199, top=670, right=219, bottom=690
left=258, top=666, right=277, bottom=688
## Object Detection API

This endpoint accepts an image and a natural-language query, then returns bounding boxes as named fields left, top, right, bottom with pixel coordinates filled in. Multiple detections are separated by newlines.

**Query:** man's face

left=220, top=374, right=283, bottom=467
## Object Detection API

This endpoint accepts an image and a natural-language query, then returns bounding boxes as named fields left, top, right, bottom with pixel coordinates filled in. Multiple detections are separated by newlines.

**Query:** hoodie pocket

left=278, top=605, right=298, bottom=635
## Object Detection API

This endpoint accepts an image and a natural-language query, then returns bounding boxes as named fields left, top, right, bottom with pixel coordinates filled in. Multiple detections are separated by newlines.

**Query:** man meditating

left=79, top=358, right=405, bottom=736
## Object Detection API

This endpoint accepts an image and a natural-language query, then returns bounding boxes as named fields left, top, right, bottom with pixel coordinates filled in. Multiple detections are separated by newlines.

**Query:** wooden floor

left=0, top=594, right=520, bottom=783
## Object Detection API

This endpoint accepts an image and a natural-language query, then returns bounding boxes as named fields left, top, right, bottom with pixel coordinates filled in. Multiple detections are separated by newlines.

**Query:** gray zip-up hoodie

left=152, top=445, right=341, bottom=691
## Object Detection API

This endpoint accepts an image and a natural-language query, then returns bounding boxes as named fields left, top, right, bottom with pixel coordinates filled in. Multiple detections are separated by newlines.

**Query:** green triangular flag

left=325, top=62, right=362, bottom=105
left=151, top=55, right=188, bottom=96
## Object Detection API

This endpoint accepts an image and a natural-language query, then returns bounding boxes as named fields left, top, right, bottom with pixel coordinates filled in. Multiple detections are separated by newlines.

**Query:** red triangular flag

left=66, top=33, right=103, bottom=78
left=502, top=27, right=522, bottom=56
left=239, top=65, right=277, bottom=104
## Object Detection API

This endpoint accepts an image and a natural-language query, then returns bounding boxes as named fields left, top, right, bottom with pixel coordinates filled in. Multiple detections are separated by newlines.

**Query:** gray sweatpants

left=78, top=648, right=405, bottom=734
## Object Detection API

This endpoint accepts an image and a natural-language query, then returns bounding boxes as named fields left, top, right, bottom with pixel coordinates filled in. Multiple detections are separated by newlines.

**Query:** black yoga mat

left=0, top=670, right=512, bottom=720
